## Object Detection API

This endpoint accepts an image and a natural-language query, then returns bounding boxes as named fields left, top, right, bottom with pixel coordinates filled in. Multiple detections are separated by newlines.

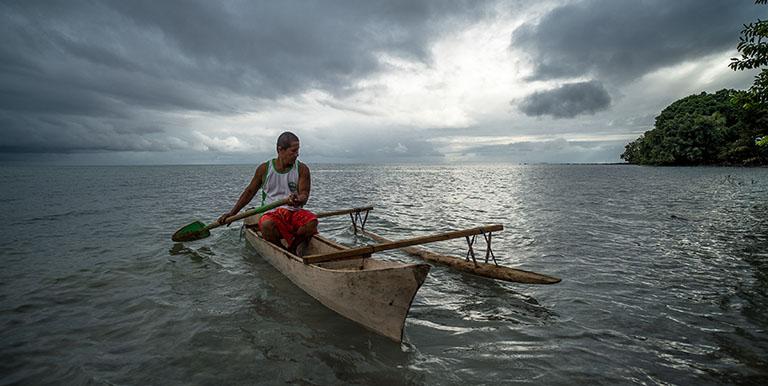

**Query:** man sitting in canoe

left=218, top=131, right=318, bottom=256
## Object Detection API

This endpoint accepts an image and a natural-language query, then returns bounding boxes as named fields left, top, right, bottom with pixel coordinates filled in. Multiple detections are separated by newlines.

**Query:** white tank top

left=260, top=158, right=300, bottom=212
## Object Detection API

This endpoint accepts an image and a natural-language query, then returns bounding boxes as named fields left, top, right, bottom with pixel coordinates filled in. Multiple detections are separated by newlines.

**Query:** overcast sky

left=0, top=0, right=761, bottom=165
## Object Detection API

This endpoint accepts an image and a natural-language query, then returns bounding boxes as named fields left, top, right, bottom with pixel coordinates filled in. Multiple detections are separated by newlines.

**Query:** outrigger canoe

left=173, top=203, right=560, bottom=342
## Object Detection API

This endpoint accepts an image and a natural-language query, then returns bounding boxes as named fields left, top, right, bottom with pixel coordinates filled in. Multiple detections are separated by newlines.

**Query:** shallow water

left=1, top=164, right=766, bottom=385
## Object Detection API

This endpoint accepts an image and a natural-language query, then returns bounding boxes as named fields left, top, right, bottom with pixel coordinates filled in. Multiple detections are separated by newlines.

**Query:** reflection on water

left=0, top=164, right=767, bottom=384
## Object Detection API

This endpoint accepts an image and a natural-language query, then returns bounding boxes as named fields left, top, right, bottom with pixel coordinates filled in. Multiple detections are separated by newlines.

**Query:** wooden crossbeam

left=316, top=206, right=374, bottom=218
left=303, top=224, right=503, bottom=264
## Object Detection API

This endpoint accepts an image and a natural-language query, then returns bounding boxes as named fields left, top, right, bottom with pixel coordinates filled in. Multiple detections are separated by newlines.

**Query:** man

left=218, top=131, right=317, bottom=255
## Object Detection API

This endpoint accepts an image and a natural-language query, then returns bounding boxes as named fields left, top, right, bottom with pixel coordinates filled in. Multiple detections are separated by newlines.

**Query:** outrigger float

left=173, top=203, right=560, bottom=342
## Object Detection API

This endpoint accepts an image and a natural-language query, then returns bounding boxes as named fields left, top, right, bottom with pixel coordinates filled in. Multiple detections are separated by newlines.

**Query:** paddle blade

left=172, top=221, right=211, bottom=242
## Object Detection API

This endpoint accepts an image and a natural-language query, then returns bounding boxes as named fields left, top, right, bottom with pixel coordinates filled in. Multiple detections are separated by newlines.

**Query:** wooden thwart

left=303, top=224, right=503, bottom=264
left=316, top=206, right=374, bottom=218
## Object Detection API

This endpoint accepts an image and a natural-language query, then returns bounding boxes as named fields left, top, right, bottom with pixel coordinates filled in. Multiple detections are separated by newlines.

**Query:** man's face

left=278, top=140, right=300, bottom=165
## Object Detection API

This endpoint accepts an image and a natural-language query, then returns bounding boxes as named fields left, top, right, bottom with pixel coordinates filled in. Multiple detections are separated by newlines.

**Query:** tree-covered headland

left=620, top=90, right=767, bottom=165
left=621, top=0, right=768, bottom=166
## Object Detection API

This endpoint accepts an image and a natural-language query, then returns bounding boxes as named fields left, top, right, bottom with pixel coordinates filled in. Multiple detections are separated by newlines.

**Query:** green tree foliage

left=621, top=90, right=768, bottom=165
left=729, top=0, right=767, bottom=148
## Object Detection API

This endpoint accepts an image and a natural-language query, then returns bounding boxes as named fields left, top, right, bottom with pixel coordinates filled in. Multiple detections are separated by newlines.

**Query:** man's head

left=276, top=131, right=300, bottom=166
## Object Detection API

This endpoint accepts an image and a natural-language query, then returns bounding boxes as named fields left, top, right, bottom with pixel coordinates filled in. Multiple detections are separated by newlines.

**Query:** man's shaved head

left=277, top=131, right=299, bottom=150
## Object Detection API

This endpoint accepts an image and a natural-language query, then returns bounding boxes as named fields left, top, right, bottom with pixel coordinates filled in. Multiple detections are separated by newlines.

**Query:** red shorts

left=258, top=207, right=317, bottom=246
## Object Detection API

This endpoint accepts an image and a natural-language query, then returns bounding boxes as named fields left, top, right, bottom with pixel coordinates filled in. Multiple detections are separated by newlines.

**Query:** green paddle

left=172, top=198, right=289, bottom=242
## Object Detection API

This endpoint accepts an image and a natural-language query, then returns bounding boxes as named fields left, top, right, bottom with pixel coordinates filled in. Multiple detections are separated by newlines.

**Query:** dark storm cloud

left=0, top=0, right=491, bottom=154
left=0, top=112, right=182, bottom=154
left=512, top=0, right=757, bottom=83
left=518, top=80, right=611, bottom=118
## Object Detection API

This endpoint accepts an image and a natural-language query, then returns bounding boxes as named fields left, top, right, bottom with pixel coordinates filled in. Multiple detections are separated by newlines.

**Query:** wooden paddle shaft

left=215, top=204, right=371, bottom=232
left=303, top=224, right=503, bottom=264
left=229, top=203, right=372, bottom=228
left=207, top=198, right=290, bottom=231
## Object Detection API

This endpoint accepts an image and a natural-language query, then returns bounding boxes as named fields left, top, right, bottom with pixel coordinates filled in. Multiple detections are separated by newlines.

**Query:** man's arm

left=290, top=162, right=311, bottom=207
left=218, top=162, right=267, bottom=224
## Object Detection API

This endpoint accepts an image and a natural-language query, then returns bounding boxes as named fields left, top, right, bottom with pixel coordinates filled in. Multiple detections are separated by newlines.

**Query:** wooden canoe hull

left=243, top=227, right=430, bottom=342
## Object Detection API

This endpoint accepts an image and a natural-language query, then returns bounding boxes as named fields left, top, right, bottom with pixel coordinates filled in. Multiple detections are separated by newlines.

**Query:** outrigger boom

left=362, top=230, right=561, bottom=284
left=312, top=206, right=561, bottom=285
left=303, top=225, right=503, bottom=264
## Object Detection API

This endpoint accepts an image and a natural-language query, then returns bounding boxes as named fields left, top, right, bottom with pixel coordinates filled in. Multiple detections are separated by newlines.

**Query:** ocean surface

left=0, top=164, right=767, bottom=385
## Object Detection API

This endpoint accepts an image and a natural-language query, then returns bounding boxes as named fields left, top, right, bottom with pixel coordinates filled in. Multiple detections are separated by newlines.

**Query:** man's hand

left=288, top=193, right=301, bottom=207
left=217, top=212, right=235, bottom=226
left=288, top=193, right=308, bottom=207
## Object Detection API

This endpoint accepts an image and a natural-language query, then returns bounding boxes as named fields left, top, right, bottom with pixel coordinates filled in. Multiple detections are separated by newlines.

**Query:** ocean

left=0, top=164, right=766, bottom=385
